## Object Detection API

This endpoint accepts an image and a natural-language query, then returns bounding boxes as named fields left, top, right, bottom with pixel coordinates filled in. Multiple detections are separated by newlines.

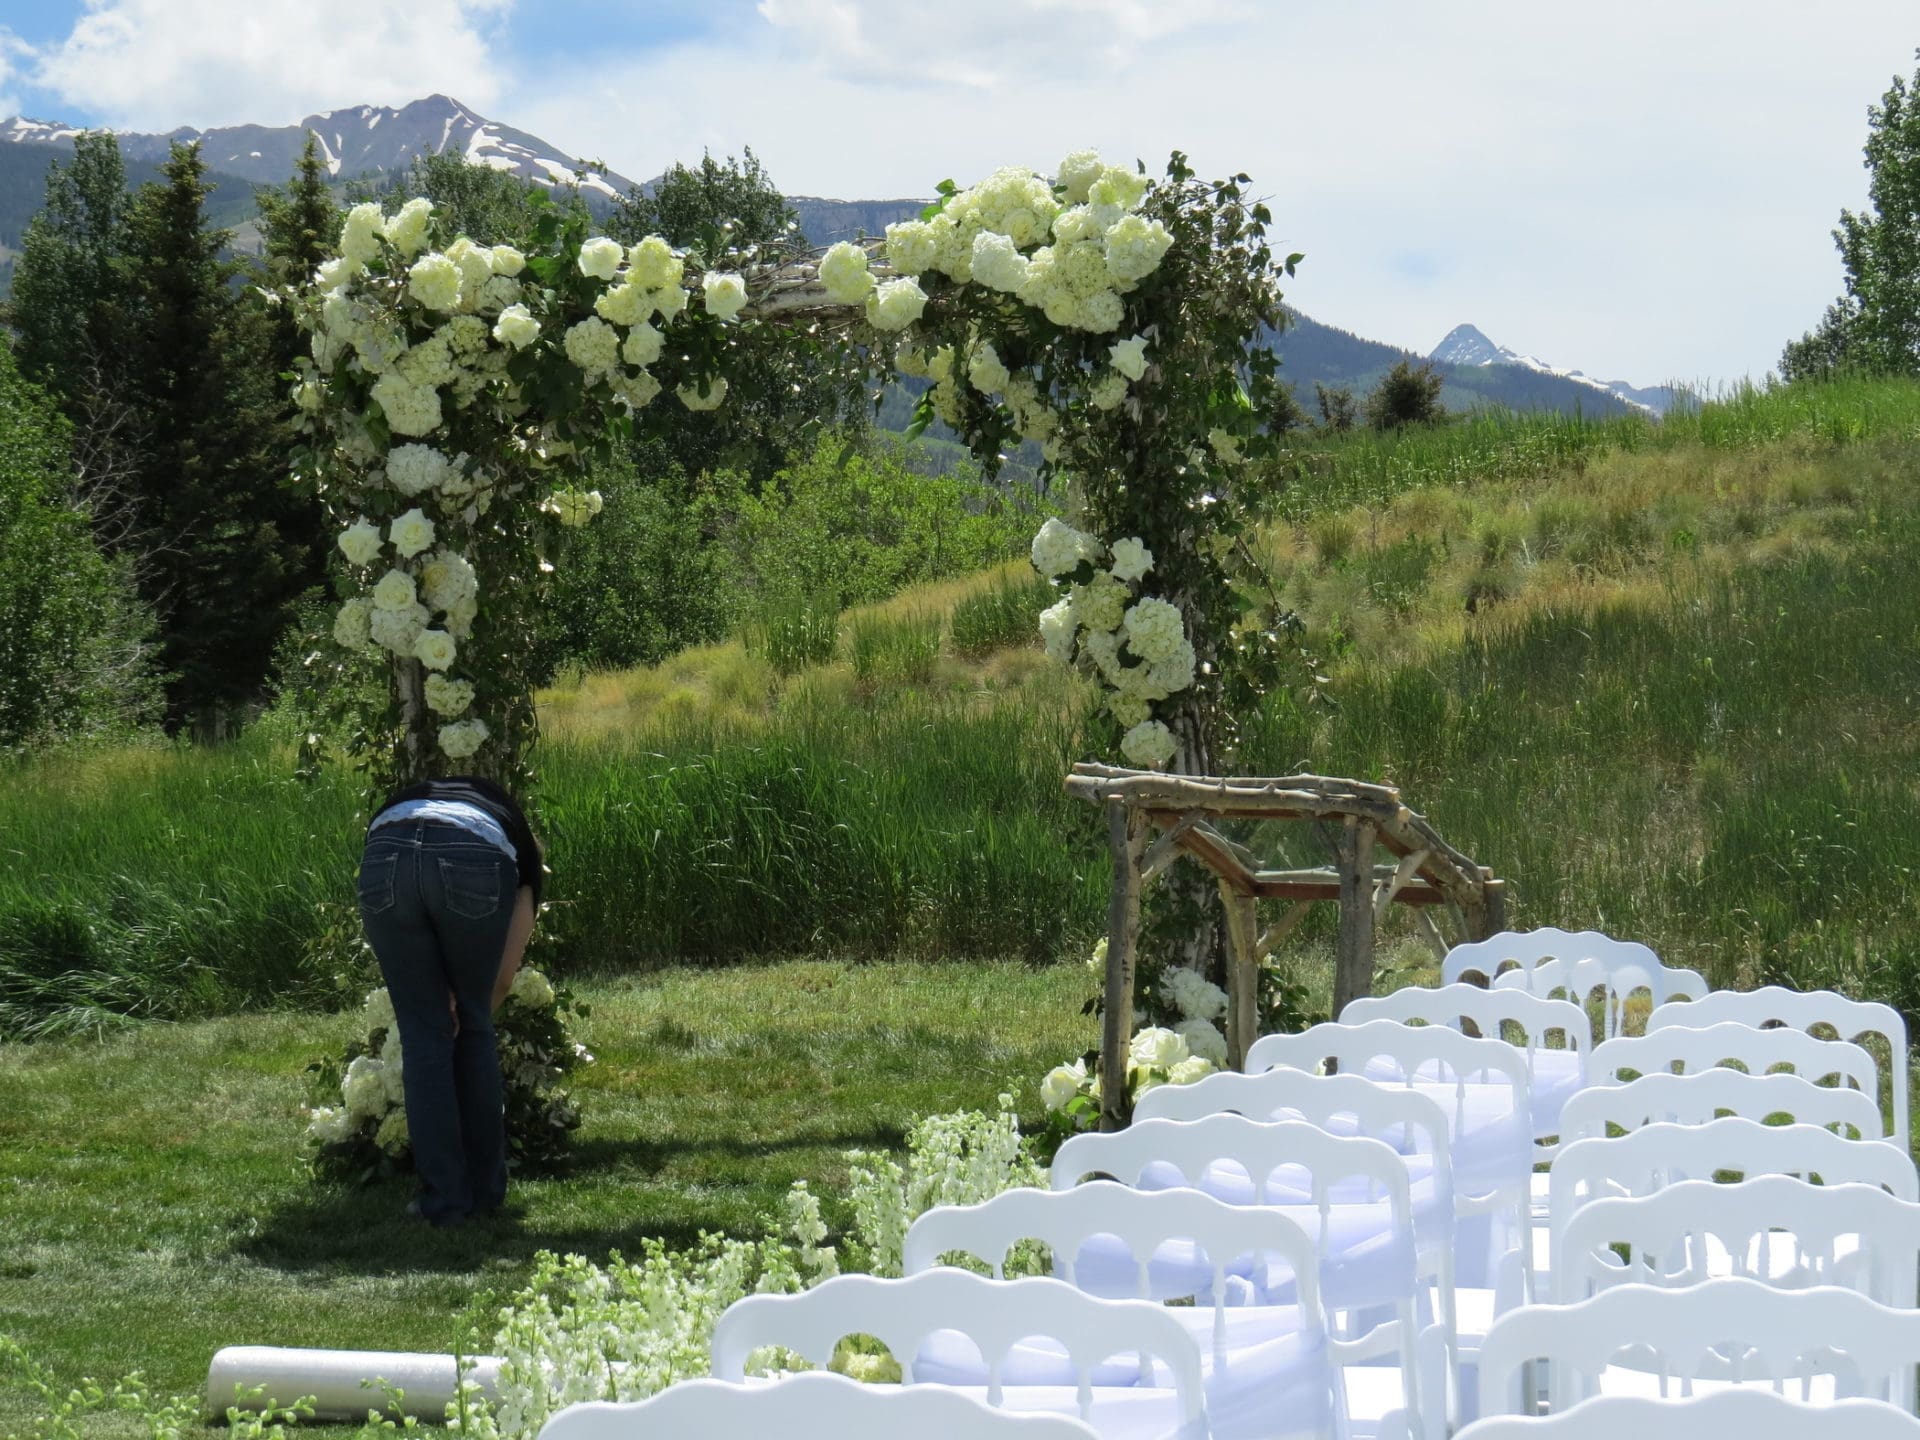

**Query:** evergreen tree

left=1364, top=359, right=1447, bottom=430
left=1314, top=381, right=1358, bottom=432
left=1266, top=380, right=1310, bottom=435
left=256, top=132, right=338, bottom=288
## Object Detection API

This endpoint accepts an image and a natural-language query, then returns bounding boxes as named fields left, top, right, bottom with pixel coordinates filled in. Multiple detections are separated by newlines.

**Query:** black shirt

left=371, top=775, right=544, bottom=906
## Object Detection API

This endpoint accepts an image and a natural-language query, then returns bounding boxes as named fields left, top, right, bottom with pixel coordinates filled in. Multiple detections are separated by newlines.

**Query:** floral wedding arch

left=289, top=149, right=1300, bottom=802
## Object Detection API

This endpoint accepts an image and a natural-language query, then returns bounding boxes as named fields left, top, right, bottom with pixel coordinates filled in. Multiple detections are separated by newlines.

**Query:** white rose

left=1109, top=335, right=1148, bottom=382
left=383, top=197, right=434, bottom=258
left=423, top=672, right=475, bottom=716
left=627, top=235, right=683, bottom=289
left=818, top=241, right=875, bottom=304
left=407, top=253, right=463, bottom=312
left=413, top=629, right=456, bottom=671
left=1038, top=596, right=1077, bottom=663
left=1128, top=1025, right=1189, bottom=1071
left=332, top=597, right=373, bottom=650
left=490, top=245, right=527, bottom=277
left=577, top=236, right=624, bottom=281
left=1168, top=1055, right=1217, bottom=1086
left=865, top=277, right=928, bottom=332
left=678, top=377, right=728, bottom=412
left=337, top=518, right=383, bottom=567
left=388, top=507, right=436, bottom=559
left=370, top=568, right=417, bottom=612
left=438, top=718, right=489, bottom=759
left=1040, top=1060, right=1087, bottom=1113
left=621, top=321, right=664, bottom=368
left=702, top=270, right=748, bottom=322
left=1109, top=537, right=1153, bottom=583
left=1120, top=719, right=1178, bottom=770
left=493, top=304, right=540, bottom=349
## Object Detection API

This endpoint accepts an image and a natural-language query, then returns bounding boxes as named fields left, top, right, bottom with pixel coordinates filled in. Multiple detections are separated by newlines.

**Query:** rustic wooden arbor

left=1065, top=762, right=1506, bottom=1129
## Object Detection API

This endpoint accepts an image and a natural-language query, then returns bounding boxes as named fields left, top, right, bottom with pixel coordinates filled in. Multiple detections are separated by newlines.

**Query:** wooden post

left=1100, top=798, right=1149, bottom=1131
left=1218, top=883, right=1259, bottom=1070
left=1332, top=817, right=1377, bottom=1020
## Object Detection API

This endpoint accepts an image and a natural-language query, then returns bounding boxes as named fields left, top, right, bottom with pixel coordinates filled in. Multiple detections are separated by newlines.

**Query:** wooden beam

left=1332, top=817, right=1377, bottom=1019
left=1139, top=812, right=1201, bottom=886
left=1415, top=907, right=1452, bottom=962
left=1255, top=901, right=1315, bottom=961
left=1099, top=799, right=1149, bottom=1131
left=1174, top=826, right=1259, bottom=895
left=1219, top=884, right=1259, bottom=1071
left=1374, top=848, right=1432, bottom=923
left=1250, top=879, right=1446, bottom=904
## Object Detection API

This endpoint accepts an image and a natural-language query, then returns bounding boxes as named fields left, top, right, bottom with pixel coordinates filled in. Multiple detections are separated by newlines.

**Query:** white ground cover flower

left=389, top=507, right=436, bottom=558
left=493, top=304, right=540, bottom=349
left=1109, top=537, right=1153, bottom=582
left=818, top=241, right=875, bottom=304
left=866, top=277, right=928, bottom=332
left=1164, top=967, right=1229, bottom=1022
left=1120, top=718, right=1177, bottom=769
left=627, top=236, right=683, bottom=289
left=577, top=236, right=624, bottom=281
left=439, top=718, right=489, bottom=759
left=337, top=518, right=383, bottom=566
left=702, top=271, right=748, bottom=322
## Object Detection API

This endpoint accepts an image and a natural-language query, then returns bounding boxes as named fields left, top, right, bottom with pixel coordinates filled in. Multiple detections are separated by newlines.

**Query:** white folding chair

left=1452, top=1388, right=1920, bottom=1440
left=1589, top=1021, right=1878, bottom=1098
left=902, top=1181, right=1415, bottom=1440
left=1558, top=1067, right=1884, bottom=1147
left=1646, top=986, right=1909, bottom=1153
left=1546, top=1116, right=1920, bottom=1287
left=536, top=1371, right=1102, bottom=1439
left=709, top=1271, right=1206, bottom=1440
left=1341, top=985, right=1591, bottom=1159
left=1447, top=928, right=1705, bottom=1040
left=1555, top=1178, right=1920, bottom=1345
left=1477, top=1277, right=1920, bottom=1416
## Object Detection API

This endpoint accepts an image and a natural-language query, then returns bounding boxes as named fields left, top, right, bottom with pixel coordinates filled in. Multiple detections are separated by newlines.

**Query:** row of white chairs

left=535, top=929, right=1918, bottom=1438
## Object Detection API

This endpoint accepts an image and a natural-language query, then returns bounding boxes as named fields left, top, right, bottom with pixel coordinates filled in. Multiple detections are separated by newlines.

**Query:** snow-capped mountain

left=0, top=95, right=637, bottom=200
left=1431, top=323, right=1677, bottom=415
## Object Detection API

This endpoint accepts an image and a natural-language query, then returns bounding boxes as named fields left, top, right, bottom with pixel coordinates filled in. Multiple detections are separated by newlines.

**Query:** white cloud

left=507, top=0, right=1920, bottom=384
left=0, top=27, right=31, bottom=118
left=31, top=0, right=512, bottom=132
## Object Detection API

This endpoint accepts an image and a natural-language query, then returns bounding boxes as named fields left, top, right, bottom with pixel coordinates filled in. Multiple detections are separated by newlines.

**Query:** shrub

left=846, top=610, right=941, bottom=689
left=948, top=571, right=1052, bottom=656
left=1364, top=359, right=1447, bottom=431
left=744, top=593, right=841, bottom=676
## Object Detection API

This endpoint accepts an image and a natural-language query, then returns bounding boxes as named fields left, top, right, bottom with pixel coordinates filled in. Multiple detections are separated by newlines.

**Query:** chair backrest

left=1589, top=1022, right=1879, bottom=1099
left=1555, top=1176, right=1920, bottom=1309
left=1341, top=984, right=1590, bottom=1068
left=1647, top=986, right=1909, bottom=1152
left=1245, top=1019, right=1530, bottom=1201
left=1441, top=926, right=1612, bottom=987
left=1452, top=1389, right=1920, bottom=1440
left=1477, top=1277, right=1920, bottom=1415
left=1558, top=1067, right=1884, bottom=1146
left=1547, top=1116, right=1920, bottom=1260
left=708, top=1271, right=1205, bottom=1430
left=1493, top=951, right=1708, bottom=1040
left=536, top=1372, right=1104, bottom=1440
left=1052, top=1115, right=1408, bottom=1210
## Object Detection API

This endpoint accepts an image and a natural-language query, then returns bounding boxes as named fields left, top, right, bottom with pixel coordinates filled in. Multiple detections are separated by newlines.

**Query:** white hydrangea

left=1089, top=372, right=1129, bottom=411
left=613, top=370, right=663, bottom=411
left=1108, top=691, right=1151, bottom=729
left=563, top=317, right=621, bottom=376
left=364, top=986, right=396, bottom=1034
left=375, top=1109, right=410, bottom=1157
left=819, top=241, right=875, bottom=304
left=494, top=304, right=540, bottom=349
left=340, top=202, right=385, bottom=265
left=1128, top=1025, right=1189, bottom=1071
left=1040, top=1059, right=1087, bottom=1112
left=1168, top=1055, right=1217, bottom=1086
left=1109, top=537, right=1153, bottom=582
left=385, top=444, right=449, bottom=498
left=1148, top=640, right=1197, bottom=695
left=866, top=277, right=928, bottom=332
left=627, top=235, right=683, bottom=289
left=332, top=597, right=373, bottom=650
left=389, top=507, right=436, bottom=559
left=438, top=718, right=489, bottom=759
left=443, top=596, right=478, bottom=640
left=1038, top=596, right=1077, bottom=662
left=369, top=601, right=429, bottom=656
left=1089, top=164, right=1149, bottom=216
left=371, top=568, right=418, bottom=612
left=651, top=283, right=690, bottom=321
left=883, top=219, right=940, bottom=275
left=305, top=1105, right=355, bottom=1146
left=1109, top=335, right=1148, bottom=382
left=314, top=256, right=359, bottom=294
left=383, top=198, right=434, bottom=258
left=970, top=231, right=1030, bottom=293
left=595, top=282, right=650, bottom=328
left=577, top=236, right=624, bottom=281
left=445, top=236, right=495, bottom=300
left=395, top=333, right=456, bottom=389
left=1073, top=573, right=1128, bottom=634
left=1081, top=289, right=1126, bottom=333
left=414, top=628, right=457, bottom=671
left=1123, top=597, right=1186, bottom=663
left=490, top=244, right=526, bottom=277
left=1120, top=719, right=1178, bottom=770
left=511, top=967, right=556, bottom=1009
left=968, top=342, right=1010, bottom=395
left=424, top=672, right=475, bottom=716
left=1030, top=517, right=1098, bottom=578
left=337, top=518, right=383, bottom=566
left=1104, top=213, right=1174, bottom=286
left=1164, top=966, right=1229, bottom=1022
left=369, top=372, right=442, bottom=437
left=678, top=377, right=728, bottom=412
left=341, top=1056, right=389, bottom=1121
left=407, top=253, right=463, bottom=312
left=1057, top=149, right=1105, bottom=205
left=420, top=549, right=478, bottom=611
left=702, top=271, right=748, bottom=322
left=621, top=321, right=664, bottom=368
left=1082, top=629, right=1125, bottom=685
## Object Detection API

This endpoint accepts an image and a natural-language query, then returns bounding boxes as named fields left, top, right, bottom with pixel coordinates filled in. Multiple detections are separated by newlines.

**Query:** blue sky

left=2, top=0, right=1916, bottom=387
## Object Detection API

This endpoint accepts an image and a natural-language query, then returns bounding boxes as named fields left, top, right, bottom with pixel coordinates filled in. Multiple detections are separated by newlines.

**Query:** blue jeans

left=357, top=820, right=519, bottom=1224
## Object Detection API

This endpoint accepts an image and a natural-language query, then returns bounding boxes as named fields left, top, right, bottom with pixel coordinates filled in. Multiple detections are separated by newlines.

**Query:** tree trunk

left=394, top=655, right=426, bottom=784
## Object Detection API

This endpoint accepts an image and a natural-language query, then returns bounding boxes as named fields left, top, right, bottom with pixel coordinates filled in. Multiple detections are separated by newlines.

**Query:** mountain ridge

left=1431, top=321, right=1677, bottom=415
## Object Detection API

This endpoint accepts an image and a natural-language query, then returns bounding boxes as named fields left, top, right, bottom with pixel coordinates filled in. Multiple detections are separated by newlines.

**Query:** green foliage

left=1267, top=380, right=1311, bottom=434
left=255, top=133, right=340, bottom=287
left=949, top=571, right=1052, bottom=656
left=610, top=147, right=798, bottom=255
left=1364, top=358, right=1447, bottom=431
left=386, top=150, right=585, bottom=247
left=743, top=593, right=841, bottom=677
left=0, top=340, right=162, bottom=750
left=846, top=610, right=941, bottom=689
left=1314, top=381, right=1358, bottom=432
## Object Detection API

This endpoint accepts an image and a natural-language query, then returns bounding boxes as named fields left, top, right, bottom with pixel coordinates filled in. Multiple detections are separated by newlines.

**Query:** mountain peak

left=1430, top=323, right=1507, bottom=367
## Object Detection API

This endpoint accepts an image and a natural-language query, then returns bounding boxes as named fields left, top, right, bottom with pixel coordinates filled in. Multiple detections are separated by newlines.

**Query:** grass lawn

left=0, top=959, right=1093, bottom=1434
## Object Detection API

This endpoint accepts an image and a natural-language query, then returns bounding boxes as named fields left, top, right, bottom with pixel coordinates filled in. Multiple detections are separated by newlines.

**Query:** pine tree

left=1364, top=359, right=1447, bottom=431
left=256, top=132, right=338, bottom=289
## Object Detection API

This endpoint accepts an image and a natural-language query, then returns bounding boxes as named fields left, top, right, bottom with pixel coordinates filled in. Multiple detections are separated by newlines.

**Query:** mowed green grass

left=0, top=960, right=1093, bottom=1433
